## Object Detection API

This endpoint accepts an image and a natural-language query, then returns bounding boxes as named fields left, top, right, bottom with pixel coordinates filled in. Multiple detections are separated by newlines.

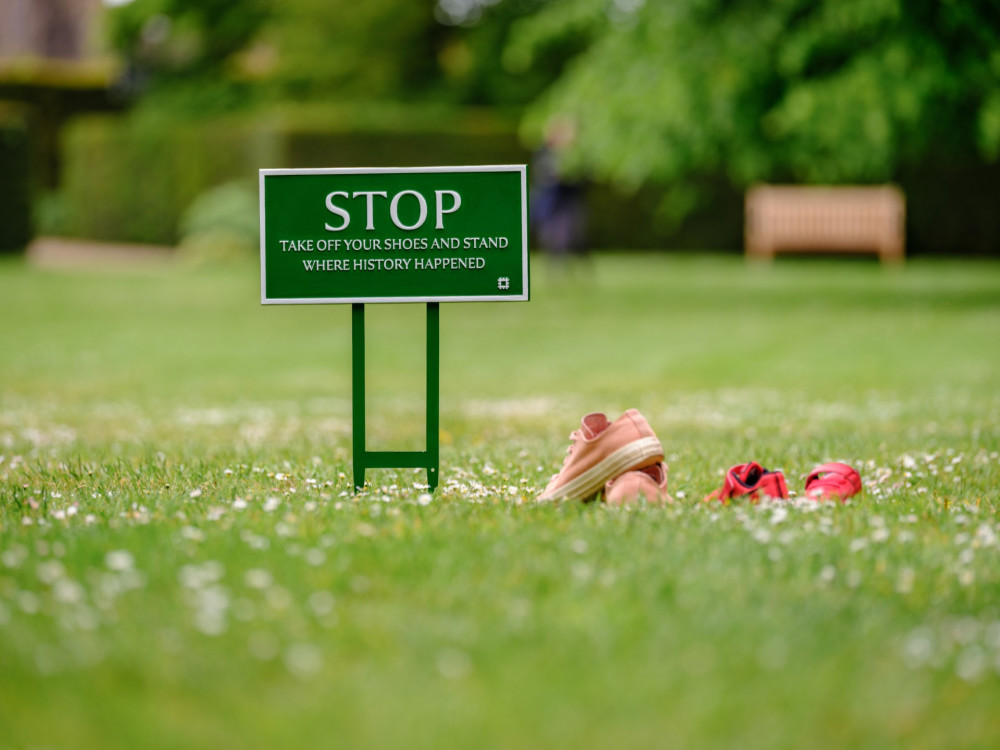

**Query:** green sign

left=259, top=165, right=529, bottom=304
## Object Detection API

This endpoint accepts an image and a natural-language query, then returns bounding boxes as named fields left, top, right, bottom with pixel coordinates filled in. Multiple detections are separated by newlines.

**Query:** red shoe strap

left=804, top=462, right=861, bottom=500
left=706, top=462, right=760, bottom=502
left=758, top=471, right=789, bottom=500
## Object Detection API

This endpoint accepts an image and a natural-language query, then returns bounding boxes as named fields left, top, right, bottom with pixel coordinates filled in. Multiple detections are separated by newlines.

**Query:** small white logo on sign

left=497, top=277, right=510, bottom=290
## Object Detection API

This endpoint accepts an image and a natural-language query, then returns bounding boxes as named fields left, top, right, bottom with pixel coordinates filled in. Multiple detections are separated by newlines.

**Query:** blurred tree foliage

left=104, top=0, right=570, bottom=111
left=106, top=0, right=271, bottom=110
left=262, top=0, right=444, bottom=100
left=433, top=0, right=588, bottom=106
left=107, top=0, right=270, bottom=75
left=508, top=0, right=1000, bottom=222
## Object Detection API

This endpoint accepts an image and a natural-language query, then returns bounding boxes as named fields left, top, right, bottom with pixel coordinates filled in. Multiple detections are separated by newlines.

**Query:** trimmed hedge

left=58, top=108, right=672, bottom=249
left=0, top=105, right=33, bottom=253
left=60, top=111, right=528, bottom=246
left=61, top=116, right=277, bottom=245
left=56, top=106, right=1000, bottom=254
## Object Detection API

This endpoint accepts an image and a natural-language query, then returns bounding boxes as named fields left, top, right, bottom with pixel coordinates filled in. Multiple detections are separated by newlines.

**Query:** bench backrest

left=745, top=184, right=905, bottom=260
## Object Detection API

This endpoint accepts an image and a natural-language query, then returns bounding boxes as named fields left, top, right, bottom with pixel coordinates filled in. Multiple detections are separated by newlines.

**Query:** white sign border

left=259, top=165, right=529, bottom=305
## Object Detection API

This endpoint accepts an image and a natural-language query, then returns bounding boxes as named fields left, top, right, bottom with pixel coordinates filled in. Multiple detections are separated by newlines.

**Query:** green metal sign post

left=259, top=165, right=528, bottom=491
left=351, top=301, right=439, bottom=491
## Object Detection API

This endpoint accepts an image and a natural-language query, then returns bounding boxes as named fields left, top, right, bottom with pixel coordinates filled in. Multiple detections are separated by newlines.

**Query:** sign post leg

left=351, top=302, right=440, bottom=493
left=352, top=303, right=367, bottom=491
left=426, top=302, right=440, bottom=491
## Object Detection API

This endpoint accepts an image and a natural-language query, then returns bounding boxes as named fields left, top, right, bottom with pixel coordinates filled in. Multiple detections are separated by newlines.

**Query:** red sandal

left=705, top=462, right=789, bottom=503
left=803, top=462, right=861, bottom=501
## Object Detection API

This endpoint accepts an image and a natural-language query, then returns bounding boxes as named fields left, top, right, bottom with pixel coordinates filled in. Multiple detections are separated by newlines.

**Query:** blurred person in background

left=531, top=116, right=587, bottom=262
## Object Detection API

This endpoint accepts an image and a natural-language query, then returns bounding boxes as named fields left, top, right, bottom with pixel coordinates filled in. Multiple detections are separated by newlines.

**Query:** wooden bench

left=745, top=185, right=905, bottom=263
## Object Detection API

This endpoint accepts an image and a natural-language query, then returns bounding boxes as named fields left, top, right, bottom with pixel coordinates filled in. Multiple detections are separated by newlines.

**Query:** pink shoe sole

left=539, top=437, right=663, bottom=502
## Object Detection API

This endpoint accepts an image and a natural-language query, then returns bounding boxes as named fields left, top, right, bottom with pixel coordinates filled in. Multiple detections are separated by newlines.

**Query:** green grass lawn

left=1, top=252, right=999, bottom=749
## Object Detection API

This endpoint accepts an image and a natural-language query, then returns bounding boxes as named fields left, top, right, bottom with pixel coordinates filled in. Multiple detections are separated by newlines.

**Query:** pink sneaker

left=539, top=409, right=664, bottom=502
left=604, top=462, right=672, bottom=506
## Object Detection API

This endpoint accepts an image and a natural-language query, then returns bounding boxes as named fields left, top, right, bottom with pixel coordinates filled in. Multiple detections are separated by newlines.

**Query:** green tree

left=107, top=0, right=270, bottom=80
left=263, top=0, right=445, bottom=101
left=105, top=0, right=272, bottom=112
left=433, top=0, right=584, bottom=107
left=509, top=0, right=1000, bottom=221
left=257, top=0, right=568, bottom=107
left=103, top=0, right=584, bottom=114
left=104, top=0, right=576, bottom=111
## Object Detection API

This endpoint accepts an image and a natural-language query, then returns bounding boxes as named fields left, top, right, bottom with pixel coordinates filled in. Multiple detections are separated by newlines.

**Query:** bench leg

left=746, top=243, right=774, bottom=262
left=879, top=242, right=904, bottom=265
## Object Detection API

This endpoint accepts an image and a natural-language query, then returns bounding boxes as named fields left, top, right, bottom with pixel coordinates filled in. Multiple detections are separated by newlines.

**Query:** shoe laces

left=560, top=429, right=583, bottom=466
